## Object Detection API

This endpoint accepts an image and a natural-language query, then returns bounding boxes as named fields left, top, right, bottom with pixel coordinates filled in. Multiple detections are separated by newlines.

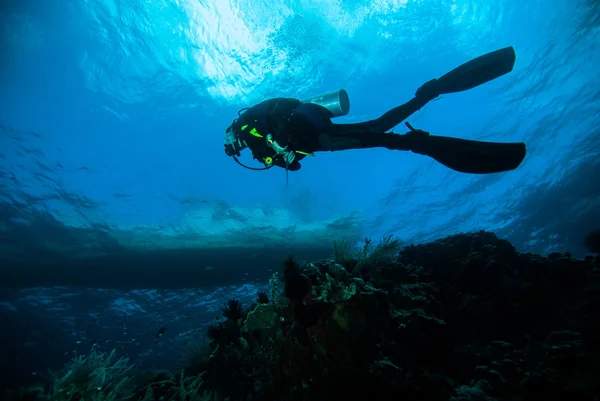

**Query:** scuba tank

left=300, top=89, right=350, bottom=118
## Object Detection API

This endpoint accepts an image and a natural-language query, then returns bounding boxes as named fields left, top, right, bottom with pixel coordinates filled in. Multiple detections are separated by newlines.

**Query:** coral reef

left=8, top=349, right=134, bottom=401
left=9, top=231, right=600, bottom=401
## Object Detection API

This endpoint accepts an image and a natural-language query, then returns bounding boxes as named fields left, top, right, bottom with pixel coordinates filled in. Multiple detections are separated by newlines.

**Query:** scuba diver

left=224, top=46, right=526, bottom=176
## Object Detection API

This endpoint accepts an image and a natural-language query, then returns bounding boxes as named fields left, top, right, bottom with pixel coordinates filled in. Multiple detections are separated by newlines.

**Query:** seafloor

left=7, top=231, right=600, bottom=401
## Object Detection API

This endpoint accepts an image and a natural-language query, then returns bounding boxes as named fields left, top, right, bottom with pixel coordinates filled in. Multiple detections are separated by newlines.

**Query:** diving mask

left=223, top=125, right=246, bottom=157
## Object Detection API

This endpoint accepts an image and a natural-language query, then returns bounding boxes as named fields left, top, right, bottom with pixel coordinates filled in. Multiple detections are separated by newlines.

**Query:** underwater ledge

left=0, top=244, right=334, bottom=290
left=6, top=230, right=600, bottom=401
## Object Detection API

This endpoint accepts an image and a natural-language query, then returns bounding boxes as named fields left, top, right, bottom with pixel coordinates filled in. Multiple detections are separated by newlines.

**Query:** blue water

left=1, top=0, right=599, bottom=392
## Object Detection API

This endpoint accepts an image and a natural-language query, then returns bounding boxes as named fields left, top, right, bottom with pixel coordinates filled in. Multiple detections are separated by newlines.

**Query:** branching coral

left=46, top=348, right=134, bottom=401
left=221, top=299, right=243, bottom=321
left=333, top=235, right=403, bottom=275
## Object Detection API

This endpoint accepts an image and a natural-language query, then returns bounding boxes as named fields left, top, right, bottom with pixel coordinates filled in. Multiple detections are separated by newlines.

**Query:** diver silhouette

left=224, top=46, right=526, bottom=176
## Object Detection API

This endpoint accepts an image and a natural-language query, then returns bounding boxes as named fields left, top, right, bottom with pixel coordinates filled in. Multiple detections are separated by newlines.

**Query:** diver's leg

left=316, top=126, right=526, bottom=174
left=315, top=130, right=420, bottom=152
left=332, top=86, right=437, bottom=133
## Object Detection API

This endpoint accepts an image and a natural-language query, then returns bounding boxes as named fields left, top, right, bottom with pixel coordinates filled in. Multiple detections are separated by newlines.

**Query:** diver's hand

left=267, top=135, right=288, bottom=154
left=415, top=78, right=440, bottom=100
left=265, top=134, right=295, bottom=164
left=282, top=150, right=295, bottom=164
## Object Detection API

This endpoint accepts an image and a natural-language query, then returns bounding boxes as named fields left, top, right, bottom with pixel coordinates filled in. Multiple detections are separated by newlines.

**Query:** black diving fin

left=405, top=124, right=526, bottom=174
left=417, top=46, right=517, bottom=98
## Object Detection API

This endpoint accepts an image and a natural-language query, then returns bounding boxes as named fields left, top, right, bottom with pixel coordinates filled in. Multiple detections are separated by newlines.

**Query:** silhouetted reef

left=8, top=231, right=600, bottom=401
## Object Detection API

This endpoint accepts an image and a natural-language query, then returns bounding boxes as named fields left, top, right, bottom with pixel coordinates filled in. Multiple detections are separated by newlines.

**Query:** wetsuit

left=227, top=83, right=437, bottom=171
left=224, top=46, right=527, bottom=175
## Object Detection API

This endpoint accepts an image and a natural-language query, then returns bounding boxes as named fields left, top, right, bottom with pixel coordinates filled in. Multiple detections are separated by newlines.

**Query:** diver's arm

left=272, top=158, right=301, bottom=171
left=246, top=144, right=300, bottom=170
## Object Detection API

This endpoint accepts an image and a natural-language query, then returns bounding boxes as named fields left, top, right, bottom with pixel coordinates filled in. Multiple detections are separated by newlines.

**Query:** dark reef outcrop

left=8, top=231, right=600, bottom=401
